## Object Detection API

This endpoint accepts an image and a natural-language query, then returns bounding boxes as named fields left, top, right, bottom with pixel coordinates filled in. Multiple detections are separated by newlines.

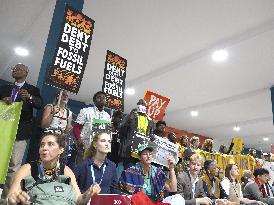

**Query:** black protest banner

left=102, top=50, right=127, bottom=111
left=46, top=6, right=95, bottom=93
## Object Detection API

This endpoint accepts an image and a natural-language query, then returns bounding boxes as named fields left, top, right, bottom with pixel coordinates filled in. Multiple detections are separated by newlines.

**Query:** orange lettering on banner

left=143, top=90, right=170, bottom=121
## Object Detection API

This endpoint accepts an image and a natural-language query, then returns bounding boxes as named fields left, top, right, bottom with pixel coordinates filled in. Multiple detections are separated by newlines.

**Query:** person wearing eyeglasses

left=0, top=63, right=43, bottom=201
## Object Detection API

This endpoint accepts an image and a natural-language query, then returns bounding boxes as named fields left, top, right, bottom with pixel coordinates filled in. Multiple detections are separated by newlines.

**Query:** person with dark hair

left=74, top=132, right=119, bottom=194
left=221, top=164, right=264, bottom=204
left=244, top=168, right=274, bottom=204
left=118, top=99, right=154, bottom=169
left=218, top=142, right=234, bottom=155
left=263, top=172, right=274, bottom=197
left=0, top=63, right=43, bottom=200
left=108, top=110, right=124, bottom=164
left=167, top=132, right=177, bottom=144
left=153, top=120, right=166, bottom=137
left=180, top=135, right=189, bottom=147
left=202, top=159, right=228, bottom=204
left=249, top=149, right=257, bottom=158
left=182, top=136, right=200, bottom=165
left=177, top=135, right=189, bottom=164
left=5, top=132, right=100, bottom=205
left=177, top=154, right=213, bottom=205
left=201, top=139, right=213, bottom=153
left=73, top=91, right=111, bottom=150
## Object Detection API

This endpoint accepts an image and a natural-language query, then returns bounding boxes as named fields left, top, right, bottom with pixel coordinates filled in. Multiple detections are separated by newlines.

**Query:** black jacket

left=0, top=82, right=43, bottom=140
left=118, top=110, right=154, bottom=159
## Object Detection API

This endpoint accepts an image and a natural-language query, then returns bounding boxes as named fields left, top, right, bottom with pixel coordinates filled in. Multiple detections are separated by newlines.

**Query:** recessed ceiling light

left=233, top=126, right=240, bottom=132
left=212, top=49, right=228, bottom=62
left=263, top=137, right=269, bottom=141
left=14, top=47, right=29, bottom=56
left=125, top=88, right=135, bottom=95
left=190, top=110, right=199, bottom=117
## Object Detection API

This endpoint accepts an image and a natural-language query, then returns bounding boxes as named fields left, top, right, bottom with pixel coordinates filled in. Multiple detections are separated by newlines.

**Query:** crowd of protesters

left=1, top=63, right=274, bottom=205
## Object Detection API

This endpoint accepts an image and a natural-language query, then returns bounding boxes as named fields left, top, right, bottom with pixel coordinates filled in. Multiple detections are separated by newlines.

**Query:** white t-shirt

left=76, top=106, right=111, bottom=149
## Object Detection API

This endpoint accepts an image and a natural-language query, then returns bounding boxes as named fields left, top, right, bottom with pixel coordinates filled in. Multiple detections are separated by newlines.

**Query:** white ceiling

left=1, top=0, right=274, bottom=152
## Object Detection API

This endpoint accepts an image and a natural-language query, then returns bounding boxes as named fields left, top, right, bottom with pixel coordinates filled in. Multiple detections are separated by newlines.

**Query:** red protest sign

left=144, top=90, right=170, bottom=121
left=90, top=194, right=130, bottom=205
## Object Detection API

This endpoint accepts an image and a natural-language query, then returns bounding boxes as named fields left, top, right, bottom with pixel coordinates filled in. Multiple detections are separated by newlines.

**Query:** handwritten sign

left=46, top=6, right=95, bottom=93
left=144, top=90, right=170, bottom=121
left=152, top=135, right=179, bottom=167
left=130, top=133, right=179, bottom=167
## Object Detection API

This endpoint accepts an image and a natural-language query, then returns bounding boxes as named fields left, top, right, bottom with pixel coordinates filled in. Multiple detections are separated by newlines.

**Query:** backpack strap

left=30, top=161, right=39, bottom=181
left=21, top=161, right=39, bottom=192
left=22, top=161, right=68, bottom=192
left=59, top=162, right=65, bottom=175
left=30, top=160, right=65, bottom=179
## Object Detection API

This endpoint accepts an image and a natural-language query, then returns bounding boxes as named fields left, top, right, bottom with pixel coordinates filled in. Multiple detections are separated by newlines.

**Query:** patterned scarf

left=255, top=178, right=268, bottom=197
left=119, top=163, right=166, bottom=201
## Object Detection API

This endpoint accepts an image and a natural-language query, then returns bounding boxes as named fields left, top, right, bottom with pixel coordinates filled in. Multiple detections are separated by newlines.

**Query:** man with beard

left=73, top=91, right=111, bottom=150
left=0, top=63, right=43, bottom=200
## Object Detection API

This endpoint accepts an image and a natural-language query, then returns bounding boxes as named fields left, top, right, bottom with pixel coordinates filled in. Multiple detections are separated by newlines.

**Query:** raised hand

left=167, top=155, right=176, bottom=170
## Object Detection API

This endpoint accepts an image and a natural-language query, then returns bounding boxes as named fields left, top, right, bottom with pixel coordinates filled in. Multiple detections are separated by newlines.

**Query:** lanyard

left=191, top=182, right=196, bottom=198
left=11, top=86, right=20, bottom=102
left=93, top=106, right=103, bottom=120
left=211, top=180, right=215, bottom=194
left=90, top=163, right=106, bottom=185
